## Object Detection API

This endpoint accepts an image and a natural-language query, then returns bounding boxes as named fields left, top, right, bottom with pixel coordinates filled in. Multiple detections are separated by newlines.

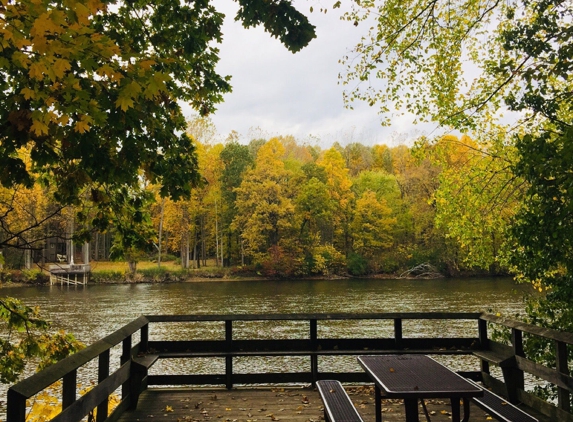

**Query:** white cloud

left=181, top=0, right=441, bottom=147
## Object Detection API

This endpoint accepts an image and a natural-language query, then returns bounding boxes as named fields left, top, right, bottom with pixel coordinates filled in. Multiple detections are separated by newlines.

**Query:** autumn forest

left=1, top=117, right=521, bottom=279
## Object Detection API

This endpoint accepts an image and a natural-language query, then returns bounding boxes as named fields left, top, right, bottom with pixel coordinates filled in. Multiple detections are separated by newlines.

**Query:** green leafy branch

left=0, top=297, right=83, bottom=384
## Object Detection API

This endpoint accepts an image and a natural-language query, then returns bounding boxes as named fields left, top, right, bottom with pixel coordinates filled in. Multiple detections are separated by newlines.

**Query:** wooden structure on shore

left=48, top=238, right=91, bottom=285
left=49, top=263, right=91, bottom=285
left=7, top=313, right=573, bottom=422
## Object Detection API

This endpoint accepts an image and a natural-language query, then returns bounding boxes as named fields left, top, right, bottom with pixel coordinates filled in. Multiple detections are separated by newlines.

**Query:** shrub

left=260, top=245, right=298, bottom=278
left=138, top=266, right=169, bottom=279
left=22, top=269, right=46, bottom=283
left=90, top=270, right=124, bottom=283
left=230, top=265, right=258, bottom=277
left=6, top=269, right=48, bottom=284
left=149, top=253, right=178, bottom=262
left=347, top=252, right=369, bottom=276
left=312, top=245, right=346, bottom=275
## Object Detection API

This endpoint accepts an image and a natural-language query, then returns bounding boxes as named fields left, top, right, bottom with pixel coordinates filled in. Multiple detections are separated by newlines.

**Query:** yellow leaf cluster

left=74, top=115, right=94, bottom=133
left=23, top=381, right=121, bottom=422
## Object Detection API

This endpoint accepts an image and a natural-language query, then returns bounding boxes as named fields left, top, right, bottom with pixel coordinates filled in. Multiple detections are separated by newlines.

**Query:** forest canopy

left=0, top=0, right=316, bottom=245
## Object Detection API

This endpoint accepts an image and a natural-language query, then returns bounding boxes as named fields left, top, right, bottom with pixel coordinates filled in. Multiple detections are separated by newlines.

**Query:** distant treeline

left=1, top=126, right=520, bottom=278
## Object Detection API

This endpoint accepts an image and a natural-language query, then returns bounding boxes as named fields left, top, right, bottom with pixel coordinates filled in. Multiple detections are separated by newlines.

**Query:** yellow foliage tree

left=317, top=148, right=354, bottom=255
left=233, top=138, right=295, bottom=263
left=351, top=191, right=397, bottom=263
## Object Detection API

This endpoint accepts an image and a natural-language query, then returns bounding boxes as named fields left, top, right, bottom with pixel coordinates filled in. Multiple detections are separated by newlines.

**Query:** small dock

left=116, top=386, right=528, bottom=422
left=49, top=263, right=90, bottom=285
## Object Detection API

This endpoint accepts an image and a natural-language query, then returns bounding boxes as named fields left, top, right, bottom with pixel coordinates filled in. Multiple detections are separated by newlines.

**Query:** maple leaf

left=53, top=58, right=71, bottom=79
left=124, top=80, right=142, bottom=96
left=31, top=119, right=49, bottom=136
left=115, top=96, right=134, bottom=111
left=144, top=75, right=167, bottom=99
left=30, top=12, right=62, bottom=38
left=21, top=87, right=36, bottom=100
left=29, top=62, right=47, bottom=80
left=87, top=0, right=105, bottom=13
left=74, top=2, right=91, bottom=25
left=74, top=120, right=90, bottom=134
left=139, top=59, right=157, bottom=70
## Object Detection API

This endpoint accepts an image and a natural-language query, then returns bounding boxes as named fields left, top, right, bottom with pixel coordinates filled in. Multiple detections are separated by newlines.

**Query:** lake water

left=0, top=277, right=535, bottom=416
left=2, top=277, right=530, bottom=343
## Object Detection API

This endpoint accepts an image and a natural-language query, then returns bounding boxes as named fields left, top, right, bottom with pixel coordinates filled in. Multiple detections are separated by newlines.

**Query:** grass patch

left=89, top=260, right=182, bottom=272
left=89, top=260, right=228, bottom=282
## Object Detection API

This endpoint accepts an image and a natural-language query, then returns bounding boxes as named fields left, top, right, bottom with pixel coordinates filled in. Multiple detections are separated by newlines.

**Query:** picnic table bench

left=465, top=378, right=539, bottom=422
left=316, top=380, right=364, bottom=422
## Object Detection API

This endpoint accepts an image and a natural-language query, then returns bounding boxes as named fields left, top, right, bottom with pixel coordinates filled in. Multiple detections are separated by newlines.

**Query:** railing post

left=310, top=319, right=318, bottom=385
left=7, top=389, right=27, bottom=422
left=504, top=328, right=525, bottom=404
left=478, top=319, right=490, bottom=374
left=122, top=334, right=133, bottom=399
left=141, top=322, right=149, bottom=353
left=226, top=320, right=233, bottom=389
left=122, top=334, right=133, bottom=364
left=62, top=369, right=77, bottom=410
left=97, top=349, right=110, bottom=422
left=394, top=318, right=403, bottom=349
left=556, top=340, right=570, bottom=412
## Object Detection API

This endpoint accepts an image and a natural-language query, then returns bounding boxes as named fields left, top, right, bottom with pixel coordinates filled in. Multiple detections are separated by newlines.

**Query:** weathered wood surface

left=116, top=386, right=544, bottom=422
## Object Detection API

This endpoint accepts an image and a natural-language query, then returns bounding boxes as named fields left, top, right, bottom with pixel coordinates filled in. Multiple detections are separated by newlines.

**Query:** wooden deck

left=8, top=313, right=565, bottom=422
left=116, top=386, right=518, bottom=422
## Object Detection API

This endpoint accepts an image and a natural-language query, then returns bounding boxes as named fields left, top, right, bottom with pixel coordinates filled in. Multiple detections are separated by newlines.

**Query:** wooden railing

left=6, top=316, right=149, bottom=422
left=6, top=313, right=573, bottom=422
left=478, top=314, right=573, bottom=421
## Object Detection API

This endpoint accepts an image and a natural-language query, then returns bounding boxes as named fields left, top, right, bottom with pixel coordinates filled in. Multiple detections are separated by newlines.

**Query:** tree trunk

left=215, top=201, right=220, bottom=267
left=158, top=198, right=165, bottom=268
left=220, top=230, right=224, bottom=268
left=193, top=234, right=199, bottom=269
left=68, top=218, right=75, bottom=264
left=181, top=232, right=189, bottom=269
left=94, top=233, right=99, bottom=261
left=24, top=248, right=32, bottom=270
left=128, top=260, right=137, bottom=274
left=83, top=242, right=90, bottom=264
left=201, top=214, right=206, bottom=267
left=240, top=238, right=245, bottom=266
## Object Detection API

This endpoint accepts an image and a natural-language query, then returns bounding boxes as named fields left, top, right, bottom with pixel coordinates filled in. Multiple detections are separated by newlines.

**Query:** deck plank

left=116, top=386, right=517, bottom=422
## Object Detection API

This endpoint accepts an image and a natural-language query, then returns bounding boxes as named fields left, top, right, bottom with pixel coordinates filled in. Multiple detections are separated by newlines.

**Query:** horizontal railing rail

left=144, top=313, right=483, bottom=391
left=6, top=312, right=573, bottom=422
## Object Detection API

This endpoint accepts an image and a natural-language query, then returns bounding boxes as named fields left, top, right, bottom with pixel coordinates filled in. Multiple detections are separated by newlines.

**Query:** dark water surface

left=2, top=277, right=530, bottom=343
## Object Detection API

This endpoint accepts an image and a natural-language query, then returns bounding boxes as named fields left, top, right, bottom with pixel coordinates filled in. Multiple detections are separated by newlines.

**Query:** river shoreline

left=1, top=272, right=416, bottom=288
left=0, top=272, right=511, bottom=290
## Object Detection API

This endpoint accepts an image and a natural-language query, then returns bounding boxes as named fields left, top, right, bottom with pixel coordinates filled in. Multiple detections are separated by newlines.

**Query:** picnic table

left=358, top=355, right=483, bottom=422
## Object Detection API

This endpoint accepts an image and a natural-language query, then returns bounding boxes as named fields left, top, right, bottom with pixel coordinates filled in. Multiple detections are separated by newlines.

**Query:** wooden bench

left=316, top=380, right=364, bottom=422
left=466, top=379, right=538, bottom=422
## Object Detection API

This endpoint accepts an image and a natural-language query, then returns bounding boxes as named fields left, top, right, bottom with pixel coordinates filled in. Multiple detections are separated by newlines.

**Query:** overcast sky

left=181, top=0, right=439, bottom=148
